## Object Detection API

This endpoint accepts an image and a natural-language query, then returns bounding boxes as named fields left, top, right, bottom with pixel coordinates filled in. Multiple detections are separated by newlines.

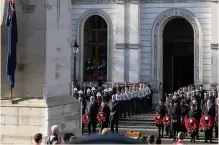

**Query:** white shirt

left=116, top=94, right=122, bottom=101
left=122, top=93, right=127, bottom=100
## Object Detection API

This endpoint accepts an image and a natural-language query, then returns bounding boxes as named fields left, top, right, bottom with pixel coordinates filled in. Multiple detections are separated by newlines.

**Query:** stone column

left=211, top=0, right=219, bottom=89
left=114, top=3, right=125, bottom=82
left=128, top=1, right=140, bottom=83
left=44, top=0, right=81, bottom=137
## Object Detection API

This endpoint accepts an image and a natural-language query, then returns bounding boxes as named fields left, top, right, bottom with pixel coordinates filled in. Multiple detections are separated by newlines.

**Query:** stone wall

left=0, top=97, right=81, bottom=144
left=139, top=2, right=212, bottom=88
left=0, top=101, right=45, bottom=144
left=0, top=0, right=46, bottom=98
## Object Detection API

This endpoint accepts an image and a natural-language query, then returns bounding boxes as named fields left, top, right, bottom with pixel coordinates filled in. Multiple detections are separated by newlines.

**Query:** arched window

left=83, top=15, right=107, bottom=81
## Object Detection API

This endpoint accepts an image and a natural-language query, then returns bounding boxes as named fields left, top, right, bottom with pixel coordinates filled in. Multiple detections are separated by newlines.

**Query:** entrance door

left=172, top=55, right=194, bottom=91
left=163, top=18, right=194, bottom=95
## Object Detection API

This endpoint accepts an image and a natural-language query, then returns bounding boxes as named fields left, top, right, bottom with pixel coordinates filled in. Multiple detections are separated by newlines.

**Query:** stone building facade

left=72, top=0, right=219, bottom=102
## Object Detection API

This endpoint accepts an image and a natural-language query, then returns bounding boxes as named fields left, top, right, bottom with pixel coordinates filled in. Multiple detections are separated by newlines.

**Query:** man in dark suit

left=202, top=99, right=216, bottom=143
left=171, top=100, right=181, bottom=141
left=87, top=96, right=99, bottom=135
left=156, top=99, right=167, bottom=138
left=199, top=84, right=206, bottom=106
left=99, top=102, right=111, bottom=130
left=109, top=95, right=120, bottom=133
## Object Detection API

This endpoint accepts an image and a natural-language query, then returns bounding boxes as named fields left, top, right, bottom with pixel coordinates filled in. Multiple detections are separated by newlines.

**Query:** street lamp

left=72, top=39, right=79, bottom=87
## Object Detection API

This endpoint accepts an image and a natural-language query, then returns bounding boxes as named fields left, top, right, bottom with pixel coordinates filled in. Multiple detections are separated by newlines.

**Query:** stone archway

left=151, top=8, right=202, bottom=86
left=76, top=9, right=113, bottom=83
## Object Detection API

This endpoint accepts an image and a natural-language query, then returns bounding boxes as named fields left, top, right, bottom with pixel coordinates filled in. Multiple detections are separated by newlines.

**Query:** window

left=83, top=15, right=107, bottom=81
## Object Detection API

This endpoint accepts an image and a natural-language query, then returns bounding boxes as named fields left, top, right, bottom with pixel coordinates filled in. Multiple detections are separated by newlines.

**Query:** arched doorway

left=83, top=15, right=107, bottom=81
left=163, top=18, right=194, bottom=94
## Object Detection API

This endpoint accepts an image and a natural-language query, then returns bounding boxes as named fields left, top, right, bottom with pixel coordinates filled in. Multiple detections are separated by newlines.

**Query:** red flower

left=154, top=114, right=163, bottom=125
left=185, top=117, right=198, bottom=132
left=163, top=115, right=171, bottom=126
left=97, top=112, right=106, bottom=122
left=200, top=115, right=213, bottom=130
left=82, top=113, right=90, bottom=125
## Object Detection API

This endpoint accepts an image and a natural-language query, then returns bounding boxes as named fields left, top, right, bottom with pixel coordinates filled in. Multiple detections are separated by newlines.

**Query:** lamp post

left=72, top=39, right=79, bottom=87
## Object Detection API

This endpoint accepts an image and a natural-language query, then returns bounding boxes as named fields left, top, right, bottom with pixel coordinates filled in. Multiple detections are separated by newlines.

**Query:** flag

left=5, top=0, right=18, bottom=88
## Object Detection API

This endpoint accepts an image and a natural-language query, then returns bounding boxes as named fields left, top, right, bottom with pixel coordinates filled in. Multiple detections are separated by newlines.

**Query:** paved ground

left=83, top=113, right=218, bottom=144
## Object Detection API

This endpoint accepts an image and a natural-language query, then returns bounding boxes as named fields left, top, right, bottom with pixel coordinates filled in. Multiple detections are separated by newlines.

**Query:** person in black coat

left=188, top=104, right=199, bottom=142
left=155, top=99, right=167, bottom=138
left=99, top=102, right=111, bottom=130
left=87, top=96, right=99, bottom=135
left=171, top=100, right=181, bottom=141
left=202, top=99, right=216, bottom=143
left=109, top=95, right=120, bottom=133
left=199, top=85, right=206, bottom=106
left=180, top=100, right=189, bottom=134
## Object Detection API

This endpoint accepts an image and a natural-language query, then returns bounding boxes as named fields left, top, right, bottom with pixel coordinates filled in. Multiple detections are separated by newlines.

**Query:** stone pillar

left=211, top=0, right=219, bottom=89
left=128, top=2, right=139, bottom=83
left=44, top=0, right=81, bottom=137
left=114, top=3, right=125, bottom=82
left=0, top=0, right=81, bottom=144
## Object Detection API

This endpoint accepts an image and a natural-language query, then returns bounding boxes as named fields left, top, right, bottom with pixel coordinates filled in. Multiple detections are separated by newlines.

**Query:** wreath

left=185, top=117, right=198, bottom=133
left=163, top=115, right=171, bottom=126
left=82, top=113, right=90, bottom=125
left=200, top=115, right=213, bottom=130
left=153, top=114, right=163, bottom=125
left=97, top=112, right=106, bottom=122
left=215, top=114, right=218, bottom=127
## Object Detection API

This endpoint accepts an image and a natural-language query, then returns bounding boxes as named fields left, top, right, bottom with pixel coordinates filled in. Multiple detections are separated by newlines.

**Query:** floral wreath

left=82, top=113, right=90, bottom=125
left=97, top=112, right=106, bottom=122
left=153, top=114, right=163, bottom=125
left=185, top=117, right=198, bottom=132
left=200, top=115, right=213, bottom=130
left=163, top=115, right=171, bottom=126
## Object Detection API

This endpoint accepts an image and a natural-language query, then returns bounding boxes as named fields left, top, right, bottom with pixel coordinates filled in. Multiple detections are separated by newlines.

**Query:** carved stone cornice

left=72, top=0, right=208, bottom=4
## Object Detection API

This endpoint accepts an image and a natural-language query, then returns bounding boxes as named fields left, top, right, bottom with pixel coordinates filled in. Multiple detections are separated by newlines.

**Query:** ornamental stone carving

left=151, top=8, right=202, bottom=83
left=71, top=0, right=208, bottom=4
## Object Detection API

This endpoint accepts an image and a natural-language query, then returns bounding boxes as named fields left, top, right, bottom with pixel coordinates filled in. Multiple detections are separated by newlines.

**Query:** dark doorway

left=83, top=15, right=107, bottom=81
left=163, top=18, right=194, bottom=95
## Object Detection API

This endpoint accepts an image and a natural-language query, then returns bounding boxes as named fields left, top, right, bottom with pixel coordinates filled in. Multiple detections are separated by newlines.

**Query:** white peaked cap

left=104, top=89, right=108, bottom=92
left=96, top=92, right=101, bottom=96
left=73, top=88, right=77, bottom=91
left=92, top=87, right=96, bottom=91
left=192, top=100, right=197, bottom=105
left=87, top=89, right=91, bottom=92
left=78, top=90, right=83, bottom=94
left=108, top=88, right=112, bottom=91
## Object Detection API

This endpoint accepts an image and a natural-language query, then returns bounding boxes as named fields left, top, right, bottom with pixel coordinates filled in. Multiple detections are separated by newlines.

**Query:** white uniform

left=116, top=93, right=122, bottom=101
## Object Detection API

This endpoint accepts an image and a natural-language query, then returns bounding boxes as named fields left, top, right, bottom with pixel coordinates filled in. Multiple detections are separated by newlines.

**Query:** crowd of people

left=73, top=82, right=153, bottom=134
left=155, top=84, right=218, bottom=143
left=33, top=81, right=219, bottom=145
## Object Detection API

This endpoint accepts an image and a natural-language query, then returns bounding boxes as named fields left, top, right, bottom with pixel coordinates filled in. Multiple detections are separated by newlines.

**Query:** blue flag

left=5, top=0, right=18, bottom=88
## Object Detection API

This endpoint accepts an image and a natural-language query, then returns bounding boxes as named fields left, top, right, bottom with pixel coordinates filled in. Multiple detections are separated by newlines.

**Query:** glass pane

left=98, top=31, right=107, bottom=43
left=83, top=15, right=108, bottom=81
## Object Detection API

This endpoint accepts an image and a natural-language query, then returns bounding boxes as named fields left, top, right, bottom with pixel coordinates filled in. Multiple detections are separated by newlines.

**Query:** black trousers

left=110, top=119, right=119, bottom=133
left=88, top=121, right=97, bottom=134
left=172, top=121, right=180, bottom=140
left=101, top=121, right=109, bottom=130
left=215, top=125, right=218, bottom=138
left=204, top=128, right=213, bottom=142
